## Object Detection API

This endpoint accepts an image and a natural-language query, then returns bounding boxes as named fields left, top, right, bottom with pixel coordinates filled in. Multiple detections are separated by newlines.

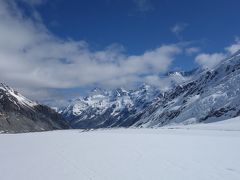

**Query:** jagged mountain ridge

left=61, top=68, right=198, bottom=128
left=0, top=83, right=69, bottom=133
left=61, top=50, right=240, bottom=128
left=61, top=84, right=161, bottom=128
left=125, top=50, right=240, bottom=127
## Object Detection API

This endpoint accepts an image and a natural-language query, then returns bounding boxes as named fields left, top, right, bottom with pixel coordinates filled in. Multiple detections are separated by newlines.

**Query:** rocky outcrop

left=0, top=83, right=69, bottom=133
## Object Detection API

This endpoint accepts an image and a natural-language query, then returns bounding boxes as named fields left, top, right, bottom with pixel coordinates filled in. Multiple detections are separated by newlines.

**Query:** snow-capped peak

left=61, top=50, right=240, bottom=129
left=0, top=83, right=37, bottom=109
left=60, top=84, right=162, bottom=128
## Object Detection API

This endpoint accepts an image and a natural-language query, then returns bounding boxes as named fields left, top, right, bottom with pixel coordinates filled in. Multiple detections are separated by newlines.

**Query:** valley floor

left=1, top=118, right=240, bottom=180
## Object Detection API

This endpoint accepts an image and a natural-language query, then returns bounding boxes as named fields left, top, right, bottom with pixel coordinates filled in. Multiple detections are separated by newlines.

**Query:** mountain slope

left=0, top=83, right=69, bottom=133
left=61, top=85, right=161, bottom=128
left=130, top=50, right=240, bottom=127
left=61, top=50, right=240, bottom=129
left=60, top=68, right=197, bottom=129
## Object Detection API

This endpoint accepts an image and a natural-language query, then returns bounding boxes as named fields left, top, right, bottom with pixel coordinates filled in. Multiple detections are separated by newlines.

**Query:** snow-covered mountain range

left=132, top=50, right=240, bottom=127
left=59, top=68, right=195, bottom=128
left=0, top=83, right=69, bottom=133
left=1, top=50, right=240, bottom=132
left=61, top=50, right=240, bottom=128
left=60, top=85, right=161, bottom=128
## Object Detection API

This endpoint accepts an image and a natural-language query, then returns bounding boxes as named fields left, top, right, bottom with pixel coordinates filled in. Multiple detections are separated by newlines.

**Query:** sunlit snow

left=1, top=117, right=240, bottom=180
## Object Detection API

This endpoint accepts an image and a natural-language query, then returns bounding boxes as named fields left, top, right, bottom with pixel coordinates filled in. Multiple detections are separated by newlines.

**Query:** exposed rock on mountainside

left=130, top=50, right=240, bottom=127
left=61, top=69, right=196, bottom=128
left=61, top=85, right=161, bottom=128
left=0, top=83, right=69, bottom=133
left=61, top=50, right=240, bottom=128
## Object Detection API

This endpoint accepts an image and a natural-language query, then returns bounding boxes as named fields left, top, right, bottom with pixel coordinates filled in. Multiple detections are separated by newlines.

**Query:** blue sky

left=37, top=0, right=240, bottom=70
left=0, top=0, right=240, bottom=105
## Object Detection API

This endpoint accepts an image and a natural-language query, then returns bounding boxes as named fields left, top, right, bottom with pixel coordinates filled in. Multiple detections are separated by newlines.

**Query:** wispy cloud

left=225, top=37, right=240, bottom=55
left=171, top=22, right=189, bottom=40
left=195, top=38, right=240, bottom=69
left=132, top=0, right=154, bottom=12
left=185, top=47, right=201, bottom=55
left=195, top=53, right=226, bottom=69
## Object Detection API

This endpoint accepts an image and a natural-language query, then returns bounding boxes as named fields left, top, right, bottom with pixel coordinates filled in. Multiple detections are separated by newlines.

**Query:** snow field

left=0, top=125, right=240, bottom=180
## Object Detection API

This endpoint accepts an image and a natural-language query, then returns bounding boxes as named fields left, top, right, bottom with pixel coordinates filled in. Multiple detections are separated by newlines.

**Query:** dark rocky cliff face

left=0, top=83, right=69, bottom=133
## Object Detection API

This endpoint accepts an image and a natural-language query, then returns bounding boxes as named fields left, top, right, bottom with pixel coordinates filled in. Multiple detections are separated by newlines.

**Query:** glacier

left=0, top=117, right=240, bottom=180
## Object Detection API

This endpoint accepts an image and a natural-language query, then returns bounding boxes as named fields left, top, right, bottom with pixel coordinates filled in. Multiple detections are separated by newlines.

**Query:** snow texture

left=0, top=117, right=240, bottom=180
left=0, top=83, right=37, bottom=109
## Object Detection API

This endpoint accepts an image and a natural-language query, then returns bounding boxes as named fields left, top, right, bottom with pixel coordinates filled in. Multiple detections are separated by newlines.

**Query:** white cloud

left=171, top=23, right=188, bottom=39
left=195, top=38, right=240, bottom=69
left=143, top=72, right=190, bottom=91
left=143, top=75, right=171, bottom=91
left=225, top=37, right=240, bottom=55
left=185, top=47, right=201, bottom=55
left=0, top=0, right=181, bottom=101
left=195, top=53, right=226, bottom=69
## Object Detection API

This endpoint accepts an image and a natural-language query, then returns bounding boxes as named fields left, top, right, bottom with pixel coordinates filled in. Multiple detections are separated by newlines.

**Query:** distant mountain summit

left=61, top=50, right=240, bottom=128
left=0, top=83, right=69, bottom=133
left=60, top=84, right=161, bottom=128
left=60, top=70, right=199, bottom=129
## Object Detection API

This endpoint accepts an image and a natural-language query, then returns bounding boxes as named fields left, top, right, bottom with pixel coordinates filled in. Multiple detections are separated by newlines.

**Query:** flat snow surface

left=1, top=119, right=240, bottom=180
